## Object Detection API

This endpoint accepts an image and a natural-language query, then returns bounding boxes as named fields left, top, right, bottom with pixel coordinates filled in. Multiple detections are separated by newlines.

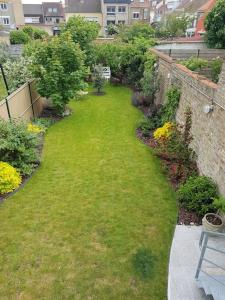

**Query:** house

left=23, top=1, right=65, bottom=35
left=101, top=0, right=131, bottom=28
left=0, top=0, right=24, bottom=31
left=23, top=4, right=44, bottom=25
left=129, top=0, right=152, bottom=24
left=194, top=0, right=216, bottom=37
left=153, top=0, right=182, bottom=22
left=42, top=2, right=65, bottom=25
left=65, top=0, right=103, bottom=29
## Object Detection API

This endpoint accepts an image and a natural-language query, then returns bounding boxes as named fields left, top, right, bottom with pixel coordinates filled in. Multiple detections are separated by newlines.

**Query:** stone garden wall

left=151, top=49, right=225, bottom=196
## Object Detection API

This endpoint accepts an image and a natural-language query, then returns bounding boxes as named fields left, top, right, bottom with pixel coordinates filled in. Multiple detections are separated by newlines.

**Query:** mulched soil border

left=136, top=120, right=202, bottom=226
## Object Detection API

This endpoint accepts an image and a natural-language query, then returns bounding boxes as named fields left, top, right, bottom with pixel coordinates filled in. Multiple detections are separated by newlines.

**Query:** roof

left=65, top=0, right=101, bottom=13
left=176, top=0, right=208, bottom=13
left=42, top=2, right=65, bottom=17
left=198, top=0, right=216, bottom=12
left=23, top=4, right=43, bottom=15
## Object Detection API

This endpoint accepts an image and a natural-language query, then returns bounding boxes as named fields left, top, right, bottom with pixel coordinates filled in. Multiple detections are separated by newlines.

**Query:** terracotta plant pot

left=202, top=213, right=223, bottom=232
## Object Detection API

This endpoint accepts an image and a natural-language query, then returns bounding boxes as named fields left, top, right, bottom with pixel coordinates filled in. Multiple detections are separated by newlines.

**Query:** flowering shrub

left=153, top=122, right=173, bottom=141
left=27, top=123, right=44, bottom=134
left=0, top=162, right=22, bottom=194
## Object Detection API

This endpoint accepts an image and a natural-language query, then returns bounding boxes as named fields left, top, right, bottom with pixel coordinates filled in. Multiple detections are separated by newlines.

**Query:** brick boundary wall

left=151, top=49, right=225, bottom=196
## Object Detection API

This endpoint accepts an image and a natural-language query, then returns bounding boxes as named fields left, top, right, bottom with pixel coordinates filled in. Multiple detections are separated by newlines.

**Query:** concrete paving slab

left=168, top=225, right=213, bottom=300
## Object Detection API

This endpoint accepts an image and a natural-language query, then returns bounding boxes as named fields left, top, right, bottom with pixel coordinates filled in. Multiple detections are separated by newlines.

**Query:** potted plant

left=202, top=197, right=225, bottom=232
left=202, top=213, right=223, bottom=232
left=213, top=196, right=225, bottom=223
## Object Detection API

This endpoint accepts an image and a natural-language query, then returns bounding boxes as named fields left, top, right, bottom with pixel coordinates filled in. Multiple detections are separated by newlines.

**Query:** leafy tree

left=62, top=16, right=100, bottom=50
left=93, top=65, right=105, bottom=94
left=205, top=0, right=225, bottom=48
left=119, top=22, right=155, bottom=42
left=3, top=57, right=32, bottom=92
left=30, top=32, right=87, bottom=113
left=107, top=24, right=119, bottom=36
left=166, top=14, right=190, bottom=37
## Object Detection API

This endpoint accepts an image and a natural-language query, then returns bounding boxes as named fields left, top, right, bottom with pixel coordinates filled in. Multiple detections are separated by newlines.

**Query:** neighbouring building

left=0, top=0, right=24, bottom=31
left=65, top=0, right=103, bottom=31
left=194, top=0, right=216, bottom=37
left=101, top=0, right=131, bottom=28
left=129, top=0, right=152, bottom=24
left=23, top=1, right=65, bottom=35
left=153, top=0, right=182, bottom=22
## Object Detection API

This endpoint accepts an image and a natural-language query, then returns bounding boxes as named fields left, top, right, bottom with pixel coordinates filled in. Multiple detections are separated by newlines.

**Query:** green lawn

left=0, top=85, right=177, bottom=299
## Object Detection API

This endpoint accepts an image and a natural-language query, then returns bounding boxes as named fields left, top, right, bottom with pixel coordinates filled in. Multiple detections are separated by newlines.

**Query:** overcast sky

left=22, top=0, right=63, bottom=3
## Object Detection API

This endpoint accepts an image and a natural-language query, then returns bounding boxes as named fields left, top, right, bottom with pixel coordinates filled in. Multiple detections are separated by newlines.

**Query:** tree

left=165, top=14, right=190, bottom=37
left=119, top=22, right=155, bottom=43
left=205, top=0, right=225, bottom=48
left=31, top=32, right=87, bottom=113
left=93, top=65, right=105, bottom=94
left=10, top=30, right=30, bottom=44
left=62, top=16, right=100, bottom=50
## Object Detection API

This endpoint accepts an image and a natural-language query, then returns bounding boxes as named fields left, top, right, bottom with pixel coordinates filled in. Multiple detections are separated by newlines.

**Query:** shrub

left=119, top=22, right=155, bottom=43
left=210, top=58, right=223, bottom=83
left=32, top=118, right=54, bottom=131
left=10, top=30, right=30, bottom=45
left=177, top=176, right=218, bottom=215
left=132, top=247, right=155, bottom=280
left=93, top=65, right=105, bottom=94
left=0, top=120, right=39, bottom=176
left=213, top=197, right=225, bottom=213
left=154, top=122, right=173, bottom=141
left=0, top=162, right=22, bottom=194
left=3, top=57, right=32, bottom=92
left=180, top=57, right=208, bottom=71
left=161, top=87, right=181, bottom=124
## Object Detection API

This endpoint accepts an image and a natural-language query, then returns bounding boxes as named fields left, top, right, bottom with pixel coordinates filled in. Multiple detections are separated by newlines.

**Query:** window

left=0, top=3, right=7, bottom=10
left=107, top=20, right=115, bottom=25
left=2, top=17, right=9, bottom=25
left=53, top=8, right=57, bottom=13
left=118, top=6, right=126, bottom=13
left=118, top=20, right=125, bottom=25
left=107, top=6, right=116, bottom=15
left=48, top=7, right=53, bottom=12
left=144, top=8, right=148, bottom=19
left=133, top=12, right=140, bottom=19
left=139, top=0, right=144, bottom=2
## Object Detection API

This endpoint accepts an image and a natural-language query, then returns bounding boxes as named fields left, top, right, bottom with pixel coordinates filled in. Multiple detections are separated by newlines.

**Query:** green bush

left=161, top=87, right=181, bottom=124
left=177, top=176, right=218, bottom=215
left=132, top=247, right=155, bottom=280
left=210, top=58, right=223, bottom=83
left=10, top=30, right=30, bottom=45
left=213, top=196, right=225, bottom=213
left=180, top=57, right=208, bottom=71
left=0, top=120, right=40, bottom=175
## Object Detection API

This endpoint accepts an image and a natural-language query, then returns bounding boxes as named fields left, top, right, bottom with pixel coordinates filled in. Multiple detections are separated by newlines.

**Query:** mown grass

left=0, top=85, right=177, bottom=299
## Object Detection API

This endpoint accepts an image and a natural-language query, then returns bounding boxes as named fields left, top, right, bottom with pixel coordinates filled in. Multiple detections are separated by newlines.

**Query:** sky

left=22, top=0, right=63, bottom=3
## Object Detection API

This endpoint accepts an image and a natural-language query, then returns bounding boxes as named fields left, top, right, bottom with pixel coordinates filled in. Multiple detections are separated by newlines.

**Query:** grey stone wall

left=151, top=49, right=225, bottom=196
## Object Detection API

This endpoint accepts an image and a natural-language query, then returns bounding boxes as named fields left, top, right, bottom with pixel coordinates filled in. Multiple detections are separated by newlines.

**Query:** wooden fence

left=0, top=80, right=45, bottom=122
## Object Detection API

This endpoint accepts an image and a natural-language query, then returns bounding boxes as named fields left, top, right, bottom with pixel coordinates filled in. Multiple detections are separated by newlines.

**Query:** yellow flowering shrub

left=0, top=162, right=22, bottom=194
left=153, top=122, right=173, bottom=141
left=27, top=123, right=44, bottom=134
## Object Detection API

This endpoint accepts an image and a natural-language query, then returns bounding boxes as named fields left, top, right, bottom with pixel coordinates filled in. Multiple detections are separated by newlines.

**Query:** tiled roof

left=42, top=2, right=64, bottom=17
left=23, top=4, right=43, bottom=15
left=65, top=0, right=101, bottom=13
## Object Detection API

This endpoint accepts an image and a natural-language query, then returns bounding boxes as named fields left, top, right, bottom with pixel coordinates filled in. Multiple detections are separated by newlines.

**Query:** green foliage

left=140, top=53, right=159, bottom=104
left=62, top=16, right=100, bottom=50
left=32, top=118, right=54, bottom=132
left=119, top=22, right=155, bottom=42
left=132, top=248, right=155, bottom=280
left=107, top=24, right=119, bottom=36
left=10, top=27, right=48, bottom=45
left=137, top=117, right=158, bottom=137
left=93, top=65, right=105, bottom=94
left=10, top=30, right=30, bottom=45
left=177, top=176, right=218, bottom=215
left=0, top=161, right=22, bottom=194
left=213, top=197, right=225, bottom=213
left=0, top=120, right=40, bottom=176
left=0, top=43, right=11, bottom=64
left=161, top=87, right=181, bottom=124
left=3, top=56, right=32, bottom=92
left=205, top=0, right=225, bottom=48
left=30, top=32, right=87, bottom=113
left=210, top=58, right=223, bottom=83
left=180, top=57, right=208, bottom=71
